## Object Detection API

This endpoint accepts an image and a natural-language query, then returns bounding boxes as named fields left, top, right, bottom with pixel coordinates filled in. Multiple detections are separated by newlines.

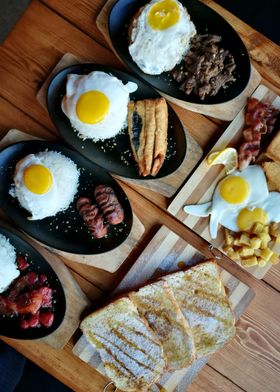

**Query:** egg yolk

left=219, top=176, right=250, bottom=204
left=237, top=208, right=268, bottom=231
left=23, top=164, right=53, bottom=195
left=76, top=90, right=110, bottom=124
left=147, top=0, right=180, bottom=30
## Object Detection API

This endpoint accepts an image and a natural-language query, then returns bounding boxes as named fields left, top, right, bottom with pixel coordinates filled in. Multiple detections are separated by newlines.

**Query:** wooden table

left=0, top=1, right=280, bottom=391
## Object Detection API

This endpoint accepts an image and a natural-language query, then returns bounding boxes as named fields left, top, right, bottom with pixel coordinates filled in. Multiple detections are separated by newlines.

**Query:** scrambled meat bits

left=172, top=34, right=236, bottom=100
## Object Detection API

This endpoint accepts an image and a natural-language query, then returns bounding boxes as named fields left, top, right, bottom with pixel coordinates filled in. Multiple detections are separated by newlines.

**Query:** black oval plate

left=0, top=224, right=66, bottom=339
left=109, top=0, right=251, bottom=105
left=47, top=64, right=186, bottom=179
left=0, top=141, right=133, bottom=254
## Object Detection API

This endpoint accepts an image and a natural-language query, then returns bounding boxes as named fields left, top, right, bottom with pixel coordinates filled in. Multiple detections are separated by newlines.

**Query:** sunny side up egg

left=128, top=0, right=196, bottom=75
left=184, top=165, right=280, bottom=238
left=62, top=71, right=138, bottom=141
left=11, top=151, right=80, bottom=220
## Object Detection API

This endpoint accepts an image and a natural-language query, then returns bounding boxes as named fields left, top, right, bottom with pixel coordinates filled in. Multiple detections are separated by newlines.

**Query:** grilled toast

left=263, top=161, right=280, bottom=192
left=81, top=297, right=166, bottom=392
left=266, top=129, right=280, bottom=163
left=163, top=261, right=236, bottom=358
left=129, top=280, right=195, bottom=370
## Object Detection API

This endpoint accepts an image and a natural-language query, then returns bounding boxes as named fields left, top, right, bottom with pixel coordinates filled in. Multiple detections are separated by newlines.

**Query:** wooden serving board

left=72, top=225, right=255, bottom=392
left=168, top=84, right=280, bottom=279
left=96, top=0, right=262, bottom=121
left=0, top=129, right=144, bottom=273
left=0, top=222, right=90, bottom=350
left=36, top=52, right=203, bottom=198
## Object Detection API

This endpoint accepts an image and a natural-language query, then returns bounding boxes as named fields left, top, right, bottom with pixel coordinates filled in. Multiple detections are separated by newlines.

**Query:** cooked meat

left=77, top=197, right=108, bottom=239
left=172, top=34, right=236, bottom=100
left=238, top=98, right=280, bottom=170
left=94, top=185, right=124, bottom=225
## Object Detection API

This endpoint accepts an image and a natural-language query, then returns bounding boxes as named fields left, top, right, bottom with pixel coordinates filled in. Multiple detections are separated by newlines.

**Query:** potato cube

left=230, top=251, right=240, bottom=261
left=269, top=252, right=279, bottom=265
left=269, top=222, right=280, bottom=237
left=250, top=237, right=262, bottom=249
left=239, top=233, right=251, bottom=246
left=238, top=247, right=255, bottom=257
left=263, top=226, right=269, bottom=234
left=275, top=234, right=280, bottom=244
left=257, top=233, right=271, bottom=249
left=223, top=245, right=234, bottom=253
left=260, top=248, right=274, bottom=261
left=252, top=222, right=264, bottom=234
left=241, top=256, right=258, bottom=267
left=258, top=259, right=267, bottom=267
left=233, top=238, right=241, bottom=246
left=224, top=229, right=234, bottom=246
left=254, top=248, right=262, bottom=257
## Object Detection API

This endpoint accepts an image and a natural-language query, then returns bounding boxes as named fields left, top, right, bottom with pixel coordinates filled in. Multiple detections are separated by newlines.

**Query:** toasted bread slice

left=81, top=297, right=165, bottom=392
left=263, top=161, right=280, bottom=192
left=163, top=261, right=236, bottom=358
left=129, top=280, right=195, bottom=370
left=266, top=130, right=280, bottom=163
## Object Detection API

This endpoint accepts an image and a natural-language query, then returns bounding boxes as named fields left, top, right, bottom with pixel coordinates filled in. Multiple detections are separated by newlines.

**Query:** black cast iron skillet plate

left=0, top=224, right=66, bottom=339
left=0, top=141, right=133, bottom=254
left=47, top=64, right=186, bottom=179
left=108, top=0, right=251, bottom=105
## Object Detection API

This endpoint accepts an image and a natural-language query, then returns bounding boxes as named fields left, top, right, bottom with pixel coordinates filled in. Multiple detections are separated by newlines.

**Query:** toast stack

left=81, top=261, right=236, bottom=392
left=263, top=129, right=280, bottom=192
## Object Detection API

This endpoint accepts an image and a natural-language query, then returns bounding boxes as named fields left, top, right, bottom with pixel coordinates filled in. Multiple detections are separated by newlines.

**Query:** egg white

left=184, top=165, right=270, bottom=238
left=62, top=71, right=138, bottom=141
left=129, top=0, right=196, bottom=75
left=12, top=151, right=80, bottom=220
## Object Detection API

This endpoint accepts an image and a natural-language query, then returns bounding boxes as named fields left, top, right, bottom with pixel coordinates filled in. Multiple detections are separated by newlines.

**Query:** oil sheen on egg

left=12, top=151, right=80, bottom=220
left=62, top=71, right=138, bottom=141
left=128, top=0, right=196, bottom=75
left=184, top=165, right=270, bottom=238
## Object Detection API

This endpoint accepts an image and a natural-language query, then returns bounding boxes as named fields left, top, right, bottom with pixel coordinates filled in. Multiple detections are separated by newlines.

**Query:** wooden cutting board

left=0, top=221, right=91, bottom=350
left=36, top=52, right=203, bottom=198
left=72, top=225, right=255, bottom=391
left=0, top=129, right=144, bottom=272
left=96, top=0, right=261, bottom=121
left=168, top=84, right=280, bottom=279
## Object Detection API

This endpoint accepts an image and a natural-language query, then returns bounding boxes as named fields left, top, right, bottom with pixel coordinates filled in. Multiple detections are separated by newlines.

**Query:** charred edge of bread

left=265, top=129, right=280, bottom=163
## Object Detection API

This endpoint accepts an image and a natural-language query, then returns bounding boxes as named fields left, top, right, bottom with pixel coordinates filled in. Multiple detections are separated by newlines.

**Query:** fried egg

left=129, top=0, right=196, bottom=75
left=183, top=165, right=279, bottom=238
left=11, top=151, right=80, bottom=220
left=62, top=71, right=138, bottom=141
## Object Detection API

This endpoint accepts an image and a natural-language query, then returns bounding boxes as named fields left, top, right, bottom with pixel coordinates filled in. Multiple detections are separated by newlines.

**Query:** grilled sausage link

left=94, top=185, right=124, bottom=225
left=76, top=197, right=108, bottom=238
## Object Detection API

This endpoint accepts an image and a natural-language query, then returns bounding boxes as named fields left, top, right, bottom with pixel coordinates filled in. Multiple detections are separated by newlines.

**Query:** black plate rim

left=0, top=223, right=66, bottom=340
left=46, top=63, right=187, bottom=180
left=108, top=0, right=251, bottom=105
left=0, top=140, right=133, bottom=255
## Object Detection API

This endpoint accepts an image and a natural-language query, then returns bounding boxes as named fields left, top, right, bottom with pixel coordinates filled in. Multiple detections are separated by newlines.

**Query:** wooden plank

left=0, top=1, right=218, bottom=151
left=168, top=85, right=280, bottom=279
left=73, top=225, right=254, bottom=391
left=188, top=365, right=243, bottom=392
left=201, top=0, right=280, bottom=93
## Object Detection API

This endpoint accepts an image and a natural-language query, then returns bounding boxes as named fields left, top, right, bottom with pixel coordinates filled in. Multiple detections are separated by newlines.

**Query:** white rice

left=0, top=233, right=20, bottom=293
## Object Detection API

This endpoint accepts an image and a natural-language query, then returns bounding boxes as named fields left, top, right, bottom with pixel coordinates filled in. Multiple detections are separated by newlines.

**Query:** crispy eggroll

left=151, top=98, right=168, bottom=176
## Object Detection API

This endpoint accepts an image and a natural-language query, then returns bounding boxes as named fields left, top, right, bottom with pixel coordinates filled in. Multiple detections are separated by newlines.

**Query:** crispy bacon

left=238, top=98, right=279, bottom=170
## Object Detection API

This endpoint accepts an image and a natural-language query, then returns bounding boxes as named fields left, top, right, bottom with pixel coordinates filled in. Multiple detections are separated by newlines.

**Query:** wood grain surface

left=1, top=1, right=280, bottom=391
left=168, top=84, right=280, bottom=280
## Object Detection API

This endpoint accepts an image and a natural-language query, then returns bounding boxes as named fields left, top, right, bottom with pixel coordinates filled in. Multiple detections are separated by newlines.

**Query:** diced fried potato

left=233, top=238, right=241, bottom=246
left=275, top=234, right=280, bottom=244
left=258, top=259, right=267, bottom=267
left=250, top=237, right=262, bottom=249
left=239, top=233, right=251, bottom=246
left=223, top=245, right=234, bottom=253
left=241, top=256, right=258, bottom=267
left=269, top=222, right=280, bottom=237
left=257, top=233, right=271, bottom=249
left=269, top=252, right=279, bottom=265
left=230, top=251, right=240, bottom=261
left=224, top=229, right=234, bottom=246
left=260, top=248, right=274, bottom=261
left=254, top=248, right=262, bottom=257
left=251, top=222, right=264, bottom=234
left=263, top=226, right=269, bottom=234
left=238, top=247, right=255, bottom=257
